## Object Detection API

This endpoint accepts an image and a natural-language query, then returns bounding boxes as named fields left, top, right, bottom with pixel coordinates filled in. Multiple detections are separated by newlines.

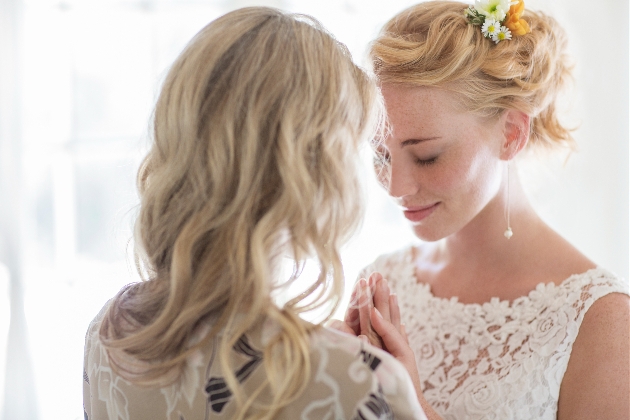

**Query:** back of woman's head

left=371, top=0, right=573, bottom=149
left=140, top=6, right=375, bottom=313
left=100, top=6, right=380, bottom=417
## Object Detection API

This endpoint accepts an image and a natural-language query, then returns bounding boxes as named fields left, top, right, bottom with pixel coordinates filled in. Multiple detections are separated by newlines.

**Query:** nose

left=387, top=156, right=419, bottom=199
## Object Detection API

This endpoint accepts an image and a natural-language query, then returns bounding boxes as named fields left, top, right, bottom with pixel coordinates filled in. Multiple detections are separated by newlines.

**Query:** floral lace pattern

left=361, top=246, right=629, bottom=420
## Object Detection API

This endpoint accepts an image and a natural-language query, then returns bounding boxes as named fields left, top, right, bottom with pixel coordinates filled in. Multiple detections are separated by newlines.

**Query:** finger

left=358, top=280, right=384, bottom=349
left=372, top=309, right=423, bottom=401
left=349, top=279, right=360, bottom=304
left=327, top=319, right=357, bottom=336
left=401, top=323, right=410, bottom=345
left=344, top=309, right=360, bottom=333
left=370, top=307, right=411, bottom=358
left=344, top=283, right=361, bottom=335
left=358, top=335, right=369, bottom=345
left=389, top=293, right=402, bottom=333
left=372, top=274, right=391, bottom=323
left=367, top=272, right=382, bottom=290
left=358, top=279, right=373, bottom=338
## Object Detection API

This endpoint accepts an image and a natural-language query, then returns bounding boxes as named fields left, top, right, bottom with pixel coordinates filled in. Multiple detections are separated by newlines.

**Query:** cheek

left=435, top=147, right=500, bottom=203
left=427, top=153, right=477, bottom=194
left=465, top=159, right=503, bottom=217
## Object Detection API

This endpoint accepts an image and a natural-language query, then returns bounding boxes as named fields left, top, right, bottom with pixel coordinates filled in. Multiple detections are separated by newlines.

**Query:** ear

left=500, top=109, right=530, bottom=160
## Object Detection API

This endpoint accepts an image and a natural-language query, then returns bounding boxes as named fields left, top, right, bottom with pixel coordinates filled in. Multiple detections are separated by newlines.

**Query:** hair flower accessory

left=504, top=0, right=530, bottom=35
left=465, top=0, right=531, bottom=43
left=481, top=18, right=501, bottom=38
left=474, top=0, right=512, bottom=21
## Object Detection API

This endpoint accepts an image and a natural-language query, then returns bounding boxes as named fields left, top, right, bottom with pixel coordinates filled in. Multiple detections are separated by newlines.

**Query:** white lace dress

left=360, top=246, right=629, bottom=420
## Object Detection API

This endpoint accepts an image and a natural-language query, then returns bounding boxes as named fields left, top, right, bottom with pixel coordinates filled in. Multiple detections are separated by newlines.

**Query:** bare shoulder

left=558, top=292, right=630, bottom=420
left=532, top=224, right=597, bottom=285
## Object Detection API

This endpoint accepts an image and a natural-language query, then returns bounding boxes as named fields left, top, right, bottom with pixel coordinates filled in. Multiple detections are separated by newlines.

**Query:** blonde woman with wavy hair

left=334, top=1, right=629, bottom=419
left=82, top=7, right=427, bottom=420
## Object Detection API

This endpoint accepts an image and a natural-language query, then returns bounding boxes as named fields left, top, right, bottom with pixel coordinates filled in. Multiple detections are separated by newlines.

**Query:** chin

left=411, top=224, right=449, bottom=242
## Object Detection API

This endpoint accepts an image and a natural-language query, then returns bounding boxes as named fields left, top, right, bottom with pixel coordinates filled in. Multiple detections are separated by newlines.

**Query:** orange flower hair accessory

left=504, top=0, right=531, bottom=36
left=464, top=0, right=531, bottom=43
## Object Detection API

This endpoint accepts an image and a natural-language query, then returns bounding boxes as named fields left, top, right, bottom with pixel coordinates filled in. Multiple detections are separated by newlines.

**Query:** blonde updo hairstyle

left=371, top=0, right=574, bottom=150
left=99, top=7, right=381, bottom=419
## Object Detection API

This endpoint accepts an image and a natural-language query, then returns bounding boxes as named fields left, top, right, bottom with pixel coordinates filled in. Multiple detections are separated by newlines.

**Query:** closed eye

left=415, top=156, right=437, bottom=166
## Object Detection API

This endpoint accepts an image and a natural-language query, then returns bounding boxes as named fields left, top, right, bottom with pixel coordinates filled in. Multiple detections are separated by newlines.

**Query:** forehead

left=381, top=84, right=461, bottom=120
left=380, top=84, right=473, bottom=139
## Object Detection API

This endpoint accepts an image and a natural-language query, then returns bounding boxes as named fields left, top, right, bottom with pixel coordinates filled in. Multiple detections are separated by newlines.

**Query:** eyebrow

left=401, top=137, right=441, bottom=147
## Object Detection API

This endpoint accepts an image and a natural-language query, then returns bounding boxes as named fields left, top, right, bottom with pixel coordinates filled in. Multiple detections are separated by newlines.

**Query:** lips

left=402, top=203, right=439, bottom=222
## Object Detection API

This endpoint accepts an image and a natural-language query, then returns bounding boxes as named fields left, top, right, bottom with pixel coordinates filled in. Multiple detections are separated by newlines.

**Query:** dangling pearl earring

left=504, top=160, right=513, bottom=239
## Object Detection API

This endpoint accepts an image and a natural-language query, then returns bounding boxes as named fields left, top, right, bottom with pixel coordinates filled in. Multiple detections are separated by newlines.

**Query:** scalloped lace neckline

left=400, top=246, right=606, bottom=311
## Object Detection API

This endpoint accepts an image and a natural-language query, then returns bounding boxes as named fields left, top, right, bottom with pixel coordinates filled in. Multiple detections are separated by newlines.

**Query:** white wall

left=518, top=0, right=628, bottom=280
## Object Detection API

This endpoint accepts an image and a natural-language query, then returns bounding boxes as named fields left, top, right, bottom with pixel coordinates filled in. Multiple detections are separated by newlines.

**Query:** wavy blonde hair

left=98, top=7, right=381, bottom=418
left=371, top=0, right=574, bottom=149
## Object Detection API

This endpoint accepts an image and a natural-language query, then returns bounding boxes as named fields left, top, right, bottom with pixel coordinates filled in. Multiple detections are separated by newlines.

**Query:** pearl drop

left=504, top=227, right=513, bottom=239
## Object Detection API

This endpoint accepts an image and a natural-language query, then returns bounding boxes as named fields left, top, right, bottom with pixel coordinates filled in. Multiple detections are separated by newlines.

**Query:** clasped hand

left=329, top=273, right=422, bottom=398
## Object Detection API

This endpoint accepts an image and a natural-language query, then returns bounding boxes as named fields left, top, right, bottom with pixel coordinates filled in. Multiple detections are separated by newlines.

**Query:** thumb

left=370, top=307, right=412, bottom=358
left=371, top=308, right=424, bottom=404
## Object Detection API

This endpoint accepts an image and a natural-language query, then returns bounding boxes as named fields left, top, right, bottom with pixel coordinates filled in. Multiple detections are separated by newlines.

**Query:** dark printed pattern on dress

left=359, top=347, right=382, bottom=371
left=352, top=385, right=394, bottom=420
left=352, top=347, right=394, bottom=419
left=204, top=335, right=263, bottom=413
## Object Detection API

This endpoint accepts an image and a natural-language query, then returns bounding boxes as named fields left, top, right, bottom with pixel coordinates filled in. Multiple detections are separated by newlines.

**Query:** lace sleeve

left=564, top=269, right=628, bottom=343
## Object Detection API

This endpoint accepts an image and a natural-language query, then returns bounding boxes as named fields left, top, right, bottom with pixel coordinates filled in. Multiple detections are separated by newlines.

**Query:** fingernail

left=358, top=335, right=368, bottom=344
left=391, top=293, right=398, bottom=305
left=374, top=307, right=383, bottom=319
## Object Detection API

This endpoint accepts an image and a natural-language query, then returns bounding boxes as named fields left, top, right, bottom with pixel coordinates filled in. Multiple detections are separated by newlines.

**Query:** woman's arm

left=557, top=292, right=630, bottom=420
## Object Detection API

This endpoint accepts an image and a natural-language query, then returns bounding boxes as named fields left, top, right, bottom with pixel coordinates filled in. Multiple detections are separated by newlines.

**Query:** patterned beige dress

left=83, top=303, right=427, bottom=420
left=360, top=245, right=629, bottom=420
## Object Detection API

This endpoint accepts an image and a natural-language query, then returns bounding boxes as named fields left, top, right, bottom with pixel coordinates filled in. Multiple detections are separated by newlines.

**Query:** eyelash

left=415, top=156, right=438, bottom=166
left=374, top=150, right=437, bottom=167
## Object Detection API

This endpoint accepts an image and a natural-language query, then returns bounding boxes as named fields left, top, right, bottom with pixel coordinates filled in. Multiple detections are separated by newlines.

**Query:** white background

left=0, top=0, right=627, bottom=418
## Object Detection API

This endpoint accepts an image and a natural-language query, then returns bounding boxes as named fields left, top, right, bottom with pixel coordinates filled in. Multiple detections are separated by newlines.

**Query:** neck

left=441, top=165, right=545, bottom=273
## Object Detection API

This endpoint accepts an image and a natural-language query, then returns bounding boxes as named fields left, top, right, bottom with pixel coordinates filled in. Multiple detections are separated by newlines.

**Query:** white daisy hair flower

left=494, top=25, right=513, bottom=43
left=481, top=19, right=501, bottom=38
left=474, top=0, right=513, bottom=22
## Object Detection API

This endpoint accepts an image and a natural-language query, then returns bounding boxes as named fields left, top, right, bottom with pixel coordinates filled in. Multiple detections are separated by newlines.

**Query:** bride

left=335, top=1, right=630, bottom=419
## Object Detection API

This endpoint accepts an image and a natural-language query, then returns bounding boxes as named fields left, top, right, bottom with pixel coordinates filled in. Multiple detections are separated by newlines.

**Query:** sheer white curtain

left=0, top=0, right=626, bottom=418
left=0, top=0, right=39, bottom=418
